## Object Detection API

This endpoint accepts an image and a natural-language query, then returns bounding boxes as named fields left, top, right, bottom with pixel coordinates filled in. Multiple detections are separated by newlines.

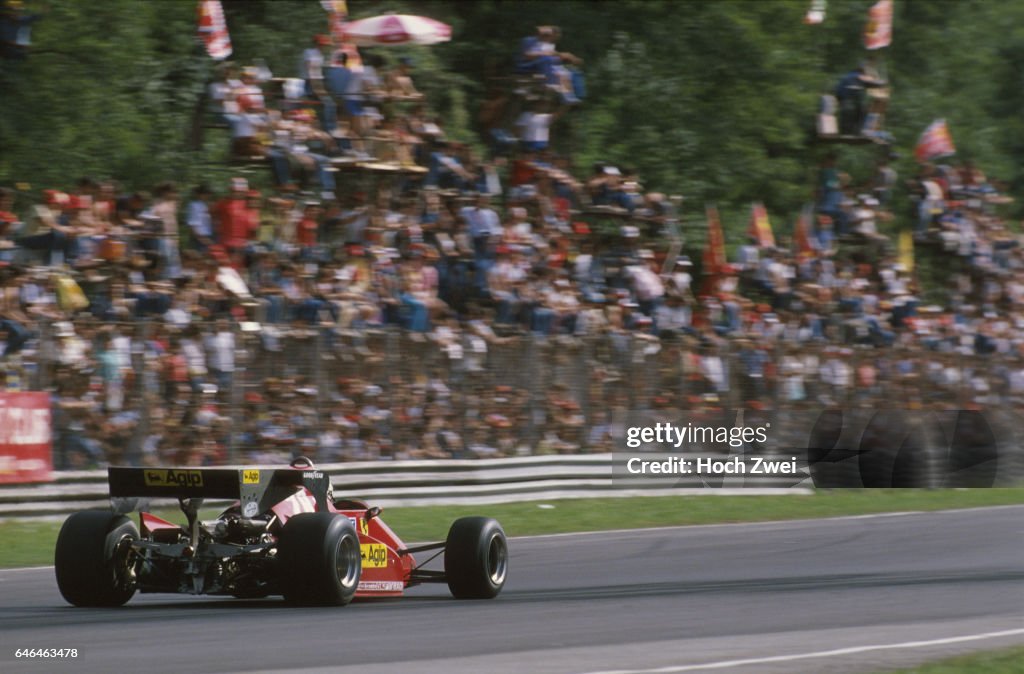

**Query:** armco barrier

left=0, top=454, right=809, bottom=518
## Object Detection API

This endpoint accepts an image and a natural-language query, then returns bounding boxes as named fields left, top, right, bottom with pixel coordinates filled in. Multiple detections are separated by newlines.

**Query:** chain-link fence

left=2, top=319, right=1020, bottom=482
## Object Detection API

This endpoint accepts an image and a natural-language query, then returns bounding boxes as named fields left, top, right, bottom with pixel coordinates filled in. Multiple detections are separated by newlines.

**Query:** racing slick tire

left=277, top=512, right=361, bottom=606
left=55, top=510, right=139, bottom=607
left=444, top=517, right=508, bottom=599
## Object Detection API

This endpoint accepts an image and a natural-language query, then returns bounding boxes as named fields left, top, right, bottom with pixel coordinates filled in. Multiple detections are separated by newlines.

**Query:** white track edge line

left=576, top=627, right=1024, bottom=674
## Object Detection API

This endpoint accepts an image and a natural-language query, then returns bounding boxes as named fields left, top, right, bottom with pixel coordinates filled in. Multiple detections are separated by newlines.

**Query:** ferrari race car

left=54, top=460, right=508, bottom=606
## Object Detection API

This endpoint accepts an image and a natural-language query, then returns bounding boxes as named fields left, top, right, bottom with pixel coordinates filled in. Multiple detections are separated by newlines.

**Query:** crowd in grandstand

left=0, top=25, right=1020, bottom=469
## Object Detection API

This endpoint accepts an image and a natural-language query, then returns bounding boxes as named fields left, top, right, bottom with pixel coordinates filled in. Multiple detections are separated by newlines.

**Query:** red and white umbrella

left=342, top=13, right=452, bottom=46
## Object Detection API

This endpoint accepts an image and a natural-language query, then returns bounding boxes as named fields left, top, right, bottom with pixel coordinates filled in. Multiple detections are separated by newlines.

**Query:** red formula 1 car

left=54, top=460, right=508, bottom=606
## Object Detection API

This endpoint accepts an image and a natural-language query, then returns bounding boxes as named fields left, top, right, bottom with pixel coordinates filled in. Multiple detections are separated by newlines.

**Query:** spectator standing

left=186, top=184, right=215, bottom=252
left=216, top=180, right=258, bottom=263
left=204, top=317, right=235, bottom=395
left=300, top=34, right=338, bottom=133
left=151, top=182, right=182, bottom=279
left=460, top=193, right=501, bottom=294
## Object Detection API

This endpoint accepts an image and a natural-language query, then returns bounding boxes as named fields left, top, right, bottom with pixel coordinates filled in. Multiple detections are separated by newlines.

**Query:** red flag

left=197, top=0, right=232, bottom=60
left=747, top=202, right=776, bottom=248
left=793, top=205, right=816, bottom=261
left=702, top=204, right=727, bottom=276
left=804, top=0, right=826, bottom=25
left=864, top=0, right=893, bottom=50
left=914, top=119, right=956, bottom=163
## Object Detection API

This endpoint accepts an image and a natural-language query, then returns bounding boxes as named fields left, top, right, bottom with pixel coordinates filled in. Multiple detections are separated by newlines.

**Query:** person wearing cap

left=666, top=256, right=694, bottom=300
left=586, top=163, right=623, bottom=207
left=852, top=194, right=887, bottom=242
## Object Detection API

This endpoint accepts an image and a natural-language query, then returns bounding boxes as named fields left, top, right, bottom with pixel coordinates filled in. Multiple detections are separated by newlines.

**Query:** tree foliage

left=2, top=0, right=1021, bottom=239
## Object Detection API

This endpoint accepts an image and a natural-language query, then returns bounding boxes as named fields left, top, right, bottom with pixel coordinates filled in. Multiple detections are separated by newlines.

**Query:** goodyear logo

left=242, top=470, right=260, bottom=484
left=360, top=544, right=387, bottom=569
left=144, top=469, right=203, bottom=488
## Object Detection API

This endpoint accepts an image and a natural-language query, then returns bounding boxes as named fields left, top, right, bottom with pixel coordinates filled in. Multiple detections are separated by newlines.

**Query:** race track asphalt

left=0, top=505, right=1021, bottom=674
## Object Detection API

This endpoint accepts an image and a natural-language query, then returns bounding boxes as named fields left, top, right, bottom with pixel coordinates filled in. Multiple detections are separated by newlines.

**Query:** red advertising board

left=0, top=392, right=53, bottom=484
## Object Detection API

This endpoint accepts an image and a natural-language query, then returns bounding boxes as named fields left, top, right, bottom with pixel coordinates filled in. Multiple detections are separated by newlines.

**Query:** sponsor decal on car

left=143, top=469, right=203, bottom=488
left=360, top=543, right=388, bottom=568
left=242, top=469, right=260, bottom=484
left=357, top=580, right=403, bottom=592
left=359, top=518, right=370, bottom=535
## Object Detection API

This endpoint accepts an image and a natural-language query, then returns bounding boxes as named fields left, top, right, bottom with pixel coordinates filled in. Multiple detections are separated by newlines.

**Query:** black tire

left=277, top=512, right=361, bottom=606
left=54, top=510, right=139, bottom=607
left=444, top=517, right=508, bottom=599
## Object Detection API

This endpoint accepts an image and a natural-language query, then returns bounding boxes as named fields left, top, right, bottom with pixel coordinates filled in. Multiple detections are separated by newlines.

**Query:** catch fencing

left=2, top=320, right=1022, bottom=485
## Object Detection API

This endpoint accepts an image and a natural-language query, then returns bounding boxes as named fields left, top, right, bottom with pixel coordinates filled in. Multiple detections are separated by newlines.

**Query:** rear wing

left=107, top=467, right=331, bottom=515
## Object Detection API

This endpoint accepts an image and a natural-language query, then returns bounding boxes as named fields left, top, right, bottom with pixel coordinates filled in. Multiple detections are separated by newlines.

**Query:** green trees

left=2, top=0, right=1020, bottom=237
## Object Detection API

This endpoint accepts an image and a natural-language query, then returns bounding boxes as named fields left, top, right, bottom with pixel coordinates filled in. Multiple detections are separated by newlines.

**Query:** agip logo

left=360, top=544, right=388, bottom=568
left=143, top=469, right=204, bottom=488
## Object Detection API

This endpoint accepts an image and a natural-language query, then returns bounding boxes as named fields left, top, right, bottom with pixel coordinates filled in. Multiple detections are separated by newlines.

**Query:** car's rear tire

left=444, top=517, right=508, bottom=599
left=277, top=512, right=361, bottom=606
left=55, top=510, right=139, bottom=607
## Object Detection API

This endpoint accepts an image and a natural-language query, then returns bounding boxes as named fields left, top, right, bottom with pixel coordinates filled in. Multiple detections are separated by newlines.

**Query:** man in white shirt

left=204, top=317, right=235, bottom=395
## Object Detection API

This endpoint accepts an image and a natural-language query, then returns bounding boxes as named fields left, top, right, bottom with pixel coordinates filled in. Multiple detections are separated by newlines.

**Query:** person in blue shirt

left=186, top=184, right=215, bottom=252
left=835, top=62, right=885, bottom=135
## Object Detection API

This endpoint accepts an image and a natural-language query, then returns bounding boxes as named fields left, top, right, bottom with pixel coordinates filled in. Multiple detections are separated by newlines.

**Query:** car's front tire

left=55, top=510, right=139, bottom=607
left=444, top=517, right=508, bottom=599
left=277, top=512, right=361, bottom=606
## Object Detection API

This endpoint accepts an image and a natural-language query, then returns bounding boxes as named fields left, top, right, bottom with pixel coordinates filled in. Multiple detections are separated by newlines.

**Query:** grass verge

left=873, top=646, right=1024, bottom=673
left=1, top=489, right=1022, bottom=569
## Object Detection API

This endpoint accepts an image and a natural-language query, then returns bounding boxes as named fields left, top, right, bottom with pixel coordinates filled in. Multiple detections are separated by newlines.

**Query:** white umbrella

left=342, top=13, right=452, bottom=46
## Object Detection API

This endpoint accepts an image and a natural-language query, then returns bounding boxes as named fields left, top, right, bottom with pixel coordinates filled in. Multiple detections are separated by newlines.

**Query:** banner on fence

left=0, top=392, right=53, bottom=484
